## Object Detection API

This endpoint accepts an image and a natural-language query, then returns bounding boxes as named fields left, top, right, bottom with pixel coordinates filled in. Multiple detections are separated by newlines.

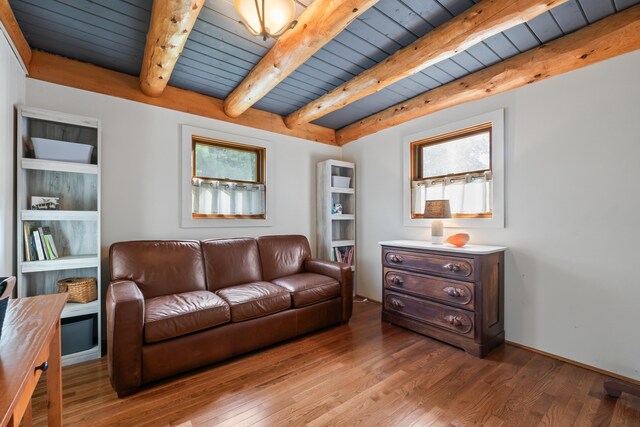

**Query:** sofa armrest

left=304, top=258, right=353, bottom=322
left=106, top=280, right=144, bottom=397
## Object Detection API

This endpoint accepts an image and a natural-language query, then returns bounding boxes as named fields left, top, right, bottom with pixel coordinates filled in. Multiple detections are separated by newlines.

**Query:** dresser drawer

left=384, top=268, right=475, bottom=309
left=384, top=291, right=474, bottom=338
left=382, top=248, right=474, bottom=280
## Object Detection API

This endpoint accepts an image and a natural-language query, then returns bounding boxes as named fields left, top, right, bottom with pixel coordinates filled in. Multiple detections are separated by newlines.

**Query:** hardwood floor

left=31, top=301, right=639, bottom=426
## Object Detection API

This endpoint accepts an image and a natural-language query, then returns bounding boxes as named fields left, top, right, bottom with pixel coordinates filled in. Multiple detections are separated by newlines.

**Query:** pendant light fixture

left=234, top=0, right=298, bottom=41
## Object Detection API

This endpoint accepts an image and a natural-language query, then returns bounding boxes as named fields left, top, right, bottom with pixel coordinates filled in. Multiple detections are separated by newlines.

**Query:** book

left=41, top=226, right=58, bottom=259
left=44, top=234, right=59, bottom=259
left=38, top=227, right=49, bottom=260
left=23, top=222, right=32, bottom=261
left=33, top=230, right=45, bottom=260
left=29, top=235, right=37, bottom=261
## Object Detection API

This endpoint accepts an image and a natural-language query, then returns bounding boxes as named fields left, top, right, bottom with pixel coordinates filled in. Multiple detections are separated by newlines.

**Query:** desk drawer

left=382, top=248, right=474, bottom=280
left=384, top=268, right=474, bottom=309
left=384, top=291, right=474, bottom=338
left=12, top=345, right=49, bottom=424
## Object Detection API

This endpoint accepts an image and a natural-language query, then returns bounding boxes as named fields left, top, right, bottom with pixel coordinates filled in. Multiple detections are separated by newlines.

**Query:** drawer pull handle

left=391, top=276, right=404, bottom=285
left=390, top=298, right=405, bottom=309
left=444, top=263, right=461, bottom=272
left=34, top=361, right=48, bottom=373
left=445, top=315, right=463, bottom=327
left=389, top=254, right=403, bottom=264
left=443, top=286, right=465, bottom=298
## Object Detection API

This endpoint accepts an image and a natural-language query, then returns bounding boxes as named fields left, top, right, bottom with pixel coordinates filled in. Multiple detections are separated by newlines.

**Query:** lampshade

left=424, top=200, right=451, bottom=219
left=234, top=0, right=297, bottom=40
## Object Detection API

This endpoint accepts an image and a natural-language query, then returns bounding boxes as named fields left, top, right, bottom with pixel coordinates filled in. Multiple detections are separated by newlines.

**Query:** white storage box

left=31, top=137, right=94, bottom=164
left=332, top=176, right=352, bottom=188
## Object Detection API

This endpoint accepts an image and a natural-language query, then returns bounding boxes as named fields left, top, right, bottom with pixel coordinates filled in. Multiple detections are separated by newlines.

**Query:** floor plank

left=30, top=301, right=640, bottom=426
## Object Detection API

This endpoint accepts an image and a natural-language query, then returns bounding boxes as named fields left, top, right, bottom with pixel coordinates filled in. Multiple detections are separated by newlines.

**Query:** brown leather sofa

left=106, top=235, right=352, bottom=397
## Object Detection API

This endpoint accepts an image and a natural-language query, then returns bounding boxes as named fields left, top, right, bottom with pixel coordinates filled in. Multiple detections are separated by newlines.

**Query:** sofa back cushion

left=256, top=235, right=311, bottom=281
left=110, top=240, right=206, bottom=299
left=201, top=238, right=263, bottom=291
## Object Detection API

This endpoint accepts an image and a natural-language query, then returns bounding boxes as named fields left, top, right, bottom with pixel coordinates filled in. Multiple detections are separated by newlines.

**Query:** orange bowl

left=446, top=233, right=469, bottom=247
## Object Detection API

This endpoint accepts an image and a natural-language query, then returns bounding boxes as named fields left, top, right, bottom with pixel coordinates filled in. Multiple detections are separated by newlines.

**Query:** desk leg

left=23, top=399, right=33, bottom=426
left=47, top=319, right=63, bottom=427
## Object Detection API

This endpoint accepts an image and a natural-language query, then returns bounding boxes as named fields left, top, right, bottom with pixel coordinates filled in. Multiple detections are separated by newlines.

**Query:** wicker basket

left=57, top=277, right=97, bottom=303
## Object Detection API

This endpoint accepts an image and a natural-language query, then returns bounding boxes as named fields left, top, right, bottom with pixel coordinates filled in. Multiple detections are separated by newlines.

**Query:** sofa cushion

left=201, top=238, right=263, bottom=291
left=256, top=235, right=311, bottom=281
left=110, top=240, right=206, bottom=299
left=144, top=291, right=230, bottom=343
left=216, top=282, right=291, bottom=322
left=271, top=273, right=341, bottom=308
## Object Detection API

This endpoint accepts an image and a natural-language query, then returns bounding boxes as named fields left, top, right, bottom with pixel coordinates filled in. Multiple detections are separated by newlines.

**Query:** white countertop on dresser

left=379, top=240, right=507, bottom=255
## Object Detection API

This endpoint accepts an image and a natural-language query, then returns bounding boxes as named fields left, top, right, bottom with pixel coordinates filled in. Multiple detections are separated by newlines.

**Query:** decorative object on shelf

left=31, top=137, right=94, bottom=164
left=0, top=276, right=16, bottom=340
left=424, top=199, right=451, bottom=244
left=332, top=203, right=343, bottom=214
left=30, top=196, right=60, bottom=210
left=57, top=277, right=98, bottom=303
left=331, top=176, right=351, bottom=188
left=447, top=233, right=470, bottom=247
left=234, top=0, right=297, bottom=41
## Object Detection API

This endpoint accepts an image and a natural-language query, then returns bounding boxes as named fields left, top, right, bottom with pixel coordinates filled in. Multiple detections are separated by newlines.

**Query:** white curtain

left=192, top=178, right=265, bottom=216
left=412, top=172, right=492, bottom=216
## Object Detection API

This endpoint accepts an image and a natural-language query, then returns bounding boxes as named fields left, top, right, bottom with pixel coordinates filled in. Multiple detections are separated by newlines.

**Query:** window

left=403, top=110, right=504, bottom=228
left=411, top=123, right=493, bottom=219
left=191, top=136, right=266, bottom=219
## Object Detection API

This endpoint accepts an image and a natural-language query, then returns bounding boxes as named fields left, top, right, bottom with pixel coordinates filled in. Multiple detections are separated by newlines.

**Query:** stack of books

left=23, top=222, right=59, bottom=261
left=332, top=246, right=354, bottom=265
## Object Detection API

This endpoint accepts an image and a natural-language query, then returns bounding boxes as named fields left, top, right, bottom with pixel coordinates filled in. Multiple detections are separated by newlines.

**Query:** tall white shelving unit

left=317, top=160, right=356, bottom=276
left=16, top=105, right=101, bottom=366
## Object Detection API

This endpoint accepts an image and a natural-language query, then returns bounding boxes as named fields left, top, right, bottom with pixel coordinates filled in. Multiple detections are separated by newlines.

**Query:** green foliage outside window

left=195, top=143, right=258, bottom=182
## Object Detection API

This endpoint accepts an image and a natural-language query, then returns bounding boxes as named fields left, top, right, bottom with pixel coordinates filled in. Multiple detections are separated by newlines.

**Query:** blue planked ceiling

left=10, top=0, right=639, bottom=130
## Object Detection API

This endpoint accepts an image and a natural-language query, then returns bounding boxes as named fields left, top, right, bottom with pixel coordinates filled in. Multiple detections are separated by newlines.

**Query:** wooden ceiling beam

left=285, top=0, right=567, bottom=129
left=0, top=0, right=32, bottom=72
left=336, top=5, right=640, bottom=145
left=139, top=0, right=204, bottom=97
left=29, top=51, right=337, bottom=145
left=223, top=0, right=379, bottom=118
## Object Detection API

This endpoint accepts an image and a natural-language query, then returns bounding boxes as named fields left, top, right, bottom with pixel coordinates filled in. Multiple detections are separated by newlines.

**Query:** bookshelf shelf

left=330, top=187, right=354, bottom=194
left=331, top=214, right=355, bottom=221
left=21, top=158, right=98, bottom=174
left=317, top=159, right=356, bottom=280
left=17, top=105, right=102, bottom=367
left=62, top=345, right=100, bottom=366
left=62, top=300, right=99, bottom=319
left=21, top=210, right=98, bottom=221
left=20, top=255, right=99, bottom=273
left=331, top=240, right=355, bottom=247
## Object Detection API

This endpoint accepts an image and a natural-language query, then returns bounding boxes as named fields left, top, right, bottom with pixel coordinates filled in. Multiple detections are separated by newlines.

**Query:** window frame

left=192, top=136, right=266, bottom=185
left=180, top=125, right=274, bottom=228
left=402, top=109, right=505, bottom=229
left=410, top=123, right=493, bottom=220
left=411, top=123, right=492, bottom=181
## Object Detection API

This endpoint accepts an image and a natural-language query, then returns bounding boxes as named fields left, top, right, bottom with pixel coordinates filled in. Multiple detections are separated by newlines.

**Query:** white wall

left=342, top=51, right=640, bottom=380
left=0, top=31, right=26, bottom=278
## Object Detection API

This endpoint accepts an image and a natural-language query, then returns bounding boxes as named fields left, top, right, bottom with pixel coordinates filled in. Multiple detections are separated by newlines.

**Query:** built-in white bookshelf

left=16, top=106, right=101, bottom=366
left=317, top=160, right=356, bottom=274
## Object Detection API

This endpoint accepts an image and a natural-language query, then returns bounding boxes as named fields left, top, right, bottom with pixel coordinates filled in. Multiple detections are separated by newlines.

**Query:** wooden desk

left=0, top=294, right=67, bottom=427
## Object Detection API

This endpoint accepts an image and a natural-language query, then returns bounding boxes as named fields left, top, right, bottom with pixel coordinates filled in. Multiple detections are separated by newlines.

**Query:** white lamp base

left=431, top=219, right=444, bottom=244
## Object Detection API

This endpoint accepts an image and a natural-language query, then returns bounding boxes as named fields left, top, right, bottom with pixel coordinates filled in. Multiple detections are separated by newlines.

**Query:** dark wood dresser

left=380, top=240, right=506, bottom=357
